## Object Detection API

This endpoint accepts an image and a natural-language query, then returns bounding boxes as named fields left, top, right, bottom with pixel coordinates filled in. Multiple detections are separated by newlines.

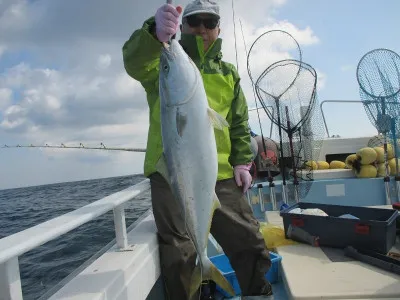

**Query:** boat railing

left=0, top=178, right=151, bottom=300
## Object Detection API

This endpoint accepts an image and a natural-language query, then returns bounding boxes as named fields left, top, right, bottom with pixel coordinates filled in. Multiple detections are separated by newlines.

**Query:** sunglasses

left=185, top=15, right=220, bottom=30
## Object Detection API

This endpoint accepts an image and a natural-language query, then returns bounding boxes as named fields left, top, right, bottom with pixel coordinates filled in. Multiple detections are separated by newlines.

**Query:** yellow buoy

left=388, top=158, right=400, bottom=176
left=374, top=144, right=394, bottom=161
left=355, top=164, right=378, bottom=178
left=387, top=144, right=395, bottom=160
left=373, top=147, right=385, bottom=163
left=329, top=160, right=346, bottom=169
left=356, top=147, right=378, bottom=165
left=317, top=161, right=329, bottom=170
left=345, top=154, right=357, bottom=169
left=304, top=160, right=318, bottom=170
left=377, top=163, right=390, bottom=177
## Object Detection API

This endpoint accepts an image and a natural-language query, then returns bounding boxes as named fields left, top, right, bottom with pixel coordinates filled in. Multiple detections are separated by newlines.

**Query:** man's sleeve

left=122, top=16, right=162, bottom=91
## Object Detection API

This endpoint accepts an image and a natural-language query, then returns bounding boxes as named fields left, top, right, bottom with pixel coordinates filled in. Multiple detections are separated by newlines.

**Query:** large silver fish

left=156, top=39, right=235, bottom=298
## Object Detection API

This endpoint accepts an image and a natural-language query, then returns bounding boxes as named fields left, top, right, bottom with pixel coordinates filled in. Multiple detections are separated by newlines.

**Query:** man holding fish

left=122, top=0, right=273, bottom=299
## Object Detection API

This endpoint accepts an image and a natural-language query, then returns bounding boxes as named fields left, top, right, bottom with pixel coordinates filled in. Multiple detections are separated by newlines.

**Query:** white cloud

left=97, top=54, right=112, bottom=70
left=114, top=72, right=143, bottom=99
left=0, top=0, right=30, bottom=31
left=1, top=105, right=26, bottom=130
left=0, top=0, right=324, bottom=189
left=0, top=88, right=12, bottom=109
left=0, top=62, right=147, bottom=133
left=316, top=69, right=327, bottom=91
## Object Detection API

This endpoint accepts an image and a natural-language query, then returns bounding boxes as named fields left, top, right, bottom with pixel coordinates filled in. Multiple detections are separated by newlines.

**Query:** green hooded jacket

left=122, top=16, right=253, bottom=180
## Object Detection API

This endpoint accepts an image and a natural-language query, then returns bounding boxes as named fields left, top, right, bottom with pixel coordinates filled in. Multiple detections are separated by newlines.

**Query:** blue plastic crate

left=209, top=251, right=282, bottom=298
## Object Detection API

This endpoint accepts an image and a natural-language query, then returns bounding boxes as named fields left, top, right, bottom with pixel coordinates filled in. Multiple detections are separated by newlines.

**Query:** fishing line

left=231, top=0, right=239, bottom=72
left=238, top=18, right=271, bottom=193
left=1, top=143, right=147, bottom=153
left=239, top=19, right=266, bottom=151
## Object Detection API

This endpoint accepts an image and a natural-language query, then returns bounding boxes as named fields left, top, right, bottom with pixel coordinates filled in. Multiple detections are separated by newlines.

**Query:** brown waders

left=150, top=172, right=273, bottom=300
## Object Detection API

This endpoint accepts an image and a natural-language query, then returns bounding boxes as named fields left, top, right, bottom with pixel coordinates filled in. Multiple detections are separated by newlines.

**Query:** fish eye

left=163, top=64, right=169, bottom=72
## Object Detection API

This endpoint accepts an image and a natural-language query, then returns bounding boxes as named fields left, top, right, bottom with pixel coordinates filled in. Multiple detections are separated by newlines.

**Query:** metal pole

left=245, top=190, right=254, bottom=212
left=113, top=204, right=129, bottom=250
left=257, top=184, right=265, bottom=212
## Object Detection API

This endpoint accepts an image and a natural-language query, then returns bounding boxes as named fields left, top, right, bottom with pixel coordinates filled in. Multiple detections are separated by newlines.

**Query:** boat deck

left=265, top=205, right=400, bottom=300
left=44, top=203, right=399, bottom=300
left=215, top=281, right=289, bottom=299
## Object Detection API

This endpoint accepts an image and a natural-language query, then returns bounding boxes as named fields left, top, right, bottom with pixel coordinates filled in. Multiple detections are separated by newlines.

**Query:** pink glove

left=155, top=4, right=182, bottom=43
left=234, top=163, right=253, bottom=193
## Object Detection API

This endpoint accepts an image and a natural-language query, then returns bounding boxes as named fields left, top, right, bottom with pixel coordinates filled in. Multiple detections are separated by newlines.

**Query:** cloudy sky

left=1, top=0, right=399, bottom=189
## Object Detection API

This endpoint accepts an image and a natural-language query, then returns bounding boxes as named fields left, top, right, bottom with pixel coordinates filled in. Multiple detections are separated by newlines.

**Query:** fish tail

left=189, top=256, right=235, bottom=298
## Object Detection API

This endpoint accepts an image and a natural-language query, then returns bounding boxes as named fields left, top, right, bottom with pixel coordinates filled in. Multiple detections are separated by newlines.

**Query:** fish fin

left=206, top=258, right=235, bottom=297
left=189, top=256, right=235, bottom=298
left=213, top=192, right=222, bottom=210
left=207, top=107, right=229, bottom=130
left=155, top=154, right=170, bottom=184
left=207, top=192, right=221, bottom=239
left=189, top=258, right=203, bottom=299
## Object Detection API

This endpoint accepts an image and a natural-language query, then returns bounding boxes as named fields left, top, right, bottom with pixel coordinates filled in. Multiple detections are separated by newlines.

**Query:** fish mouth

left=161, top=41, right=175, bottom=61
left=162, top=42, right=170, bottom=50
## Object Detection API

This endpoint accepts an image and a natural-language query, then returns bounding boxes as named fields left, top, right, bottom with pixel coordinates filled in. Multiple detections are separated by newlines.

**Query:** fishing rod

left=1, top=143, right=146, bottom=153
